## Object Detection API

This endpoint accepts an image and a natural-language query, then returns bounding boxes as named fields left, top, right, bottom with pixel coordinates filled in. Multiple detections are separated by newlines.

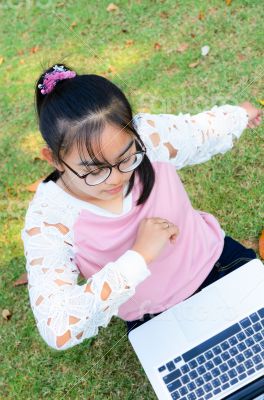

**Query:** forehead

left=70, top=123, right=134, bottom=163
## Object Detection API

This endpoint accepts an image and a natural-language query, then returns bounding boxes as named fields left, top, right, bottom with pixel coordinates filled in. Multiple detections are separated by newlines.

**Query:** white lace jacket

left=21, top=104, right=249, bottom=350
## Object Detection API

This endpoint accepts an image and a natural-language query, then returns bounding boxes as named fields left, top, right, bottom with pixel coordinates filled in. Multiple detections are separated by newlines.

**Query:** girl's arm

left=21, top=197, right=150, bottom=351
left=133, top=103, right=261, bottom=169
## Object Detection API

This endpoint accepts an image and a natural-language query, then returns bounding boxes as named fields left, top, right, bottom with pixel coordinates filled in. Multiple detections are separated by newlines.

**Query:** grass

left=0, top=0, right=263, bottom=398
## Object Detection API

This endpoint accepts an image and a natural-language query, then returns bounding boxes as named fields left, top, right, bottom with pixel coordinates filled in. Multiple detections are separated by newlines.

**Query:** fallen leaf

left=30, top=46, right=39, bottom=54
left=258, top=99, right=264, bottom=106
left=190, top=33, right=196, bottom=38
left=154, top=42, right=162, bottom=50
left=107, top=3, right=119, bottom=12
left=70, top=21, right=77, bottom=29
left=13, top=272, right=28, bottom=287
left=108, top=65, right=117, bottom=74
left=240, top=239, right=259, bottom=253
left=176, top=43, right=189, bottom=53
left=189, top=61, right=200, bottom=68
left=0, top=57, right=4, bottom=65
left=121, top=28, right=128, bottom=33
left=26, top=176, right=46, bottom=192
left=125, top=39, right=134, bottom=47
left=2, top=309, right=12, bottom=321
left=20, top=59, right=25, bottom=65
left=159, top=11, right=169, bottom=19
left=201, top=45, right=210, bottom=56
left=259, top=230, right=264, bottom=259
left=225, top=0, right=232, bottom=5
left=198, top=11, right=205, bottom=20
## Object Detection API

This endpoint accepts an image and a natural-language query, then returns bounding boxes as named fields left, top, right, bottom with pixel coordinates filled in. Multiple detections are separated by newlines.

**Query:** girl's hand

left=239, top=101, right=263, bottom=129
left=131, top=217, right=179, bottom=264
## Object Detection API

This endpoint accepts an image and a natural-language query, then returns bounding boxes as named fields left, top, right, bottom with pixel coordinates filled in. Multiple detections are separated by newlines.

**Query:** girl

left=21, top=63, right=262, bottom=351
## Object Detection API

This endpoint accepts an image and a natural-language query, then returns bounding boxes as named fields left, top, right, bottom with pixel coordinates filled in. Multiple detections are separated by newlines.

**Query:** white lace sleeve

left=21, top=195, right=150, bottom=351
left=133, top=104, right=249, bottom=169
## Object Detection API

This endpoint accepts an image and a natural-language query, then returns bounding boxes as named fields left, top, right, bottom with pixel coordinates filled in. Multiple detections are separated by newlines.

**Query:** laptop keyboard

left=157, top=307, right=264, bottom=399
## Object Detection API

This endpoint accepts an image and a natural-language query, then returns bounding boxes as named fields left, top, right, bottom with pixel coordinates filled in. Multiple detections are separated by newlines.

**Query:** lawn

left=0, top=0, right=263, bottom=398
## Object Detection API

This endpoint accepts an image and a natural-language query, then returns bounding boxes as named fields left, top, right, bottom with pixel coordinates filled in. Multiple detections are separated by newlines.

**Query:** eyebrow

left=77, top=139, right=135, bottom=166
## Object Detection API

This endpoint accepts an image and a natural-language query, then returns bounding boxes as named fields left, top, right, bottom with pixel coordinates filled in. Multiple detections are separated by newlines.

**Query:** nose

left=104, top=166, right=123, bottom=186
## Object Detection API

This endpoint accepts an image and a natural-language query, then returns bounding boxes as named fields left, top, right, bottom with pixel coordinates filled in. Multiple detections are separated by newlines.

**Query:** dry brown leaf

left=0, top=57, right=5, bottom=65
left=20, top=59, right=25, bottom=65
left=108, top=65, right=117, bottom=74
left=198, top=11, right=205, bottom=20
left=176, top=43, right=189, bottom=53
left=159, top=11, right=169, bottom=19
left=189, top=61, right=200, bottom=68
left=154, top=42, right=162, bottom=51
left=2, top=309, right=12, bottom=321
left=125, top=39, right=134, bottom=47
left=70, top=21, right=77, bottom=29
left=107, top=3, right=119, bottom=12
left=225, top=0, right=232, bottom=5
left=26, top=176, right=46, bottom=192
left=13, top=272, right=28, bottom=287
left=190, top=33, right=196, bottom=38
left=259, top=230, right=264, bottom=259
left=30, top=46, right=39, bottom=54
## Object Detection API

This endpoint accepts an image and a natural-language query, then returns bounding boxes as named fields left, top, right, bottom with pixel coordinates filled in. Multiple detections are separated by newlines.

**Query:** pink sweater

left=73, top=161, right=225, bottom=321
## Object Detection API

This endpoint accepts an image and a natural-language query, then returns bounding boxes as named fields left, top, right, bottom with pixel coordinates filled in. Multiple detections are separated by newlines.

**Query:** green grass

left=0, top=0, right=263, bottom=398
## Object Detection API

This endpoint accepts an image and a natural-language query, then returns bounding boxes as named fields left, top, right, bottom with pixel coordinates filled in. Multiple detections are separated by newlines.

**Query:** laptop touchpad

left=172, top=286, right=235, bottom=342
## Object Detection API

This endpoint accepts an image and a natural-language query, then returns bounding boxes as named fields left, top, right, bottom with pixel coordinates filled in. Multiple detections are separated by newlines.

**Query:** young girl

left=21, top=63, right=262, bottom=351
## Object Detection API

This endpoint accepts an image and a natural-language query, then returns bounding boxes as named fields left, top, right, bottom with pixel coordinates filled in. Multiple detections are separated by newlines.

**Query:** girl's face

left=55, top=123, right=137, bottom=202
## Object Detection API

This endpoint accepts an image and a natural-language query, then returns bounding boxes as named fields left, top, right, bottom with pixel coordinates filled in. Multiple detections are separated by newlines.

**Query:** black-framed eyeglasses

left=59, top=136, right=147, bottom=186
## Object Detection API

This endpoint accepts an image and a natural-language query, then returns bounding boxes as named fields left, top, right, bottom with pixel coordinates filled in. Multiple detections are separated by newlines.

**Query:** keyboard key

left=227, top=358, right=237, bottom=368
left=213, top=356, right=222, bottom=366
left=212, top=345, right=222, bottom=355
left=252, top=344, right=262, bottom=353
left=187, top=381, right=196, bottom=391
left=189, top=359, right=198, bottom=369
left=236, top=365, right=245, bottom=374
left=211, top=367, right=220, bottom=377
left=219, top=363, right=228, bottom=373
left=257, top=308, right=264, bottom=318
left=229, top=337, right=238, bottom=346
left=181, top=365, right=190, bottom=374
left=158, top=365, right=166, bottom=372
left=213, top=388, right=221, bottom=395
left=167, top=379, right=182, bottom=393
left=182, top=323, right=241, bottom=362
left=204, top=383, right=213, bottom=392
left=197, top=355, right=206, bottom=364
left=238, top=373, right=247, bottom=380
left=174, top=356, right=181, bottom=363
left=230, top=378, right=239, bottom=385
left=205, top=360, right=214, bottom=370
left=179, top=387, right=188, bottom=396
left=195, top=388, right=205, bottom=397
left=181, top=375, right=190, bottom=384
left=171, top=391, right=180, bottom=400
left=249, top=312, right=260, bottom=323
left=240, top=317, right=251, bottom=328
left=230, top=347, right=239, bottom=356
left=220, top=373, right=229, bottom=383
left=197, top=365, right=206, bottom=375
left=256, top=363, right=264, bottom=371
left=245, top=327, right=254, bottom=336
left=247, top=368, right=255, bottom=375
left=237, top=342, right=246, bottom=352
left=253, top=322, right=262, bottom=332
left=237, top=332, right=246, bottom=341
left=205, top=350, right=214, bottom=360
left=245, top=338, right=254, bottom=347
left=195, top=377, right=204, bottom=387
left=253, top=355, right=262, bottom=364
left=189, top=370, right=198, bottom=379
left=228, top=368, right=237, bottom=378
left=163, top=369, right=182, bottom=384
left=222, top=351, right=230, bottom=361
left=205, top=394, right=213, bottom=399
left=221, top=341, right=230, bottom=350
left=166, top=361, right=176, bottom=371
left=203, top=372, right=213, bottom=382
left=253, top=334, right=262, bottom=342
left=187, top=393, right=196, bottom=400
left=245, top=360, right=254, bottom=369
left=236, top=354, right=245, bottom=363
left=222, top=382, right=230, bottom=390
left=212, top=378, right=221, bottom=388
left=244, top=349, right=253, bottom=358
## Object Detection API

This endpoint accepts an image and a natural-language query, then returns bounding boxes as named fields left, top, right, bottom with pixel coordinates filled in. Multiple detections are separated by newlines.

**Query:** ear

left=40, top=147, right=64, bottom=172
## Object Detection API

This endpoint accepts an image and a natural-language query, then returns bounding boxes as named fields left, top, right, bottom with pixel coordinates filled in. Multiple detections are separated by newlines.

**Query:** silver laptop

left=128, top=259, right=264, bottom=400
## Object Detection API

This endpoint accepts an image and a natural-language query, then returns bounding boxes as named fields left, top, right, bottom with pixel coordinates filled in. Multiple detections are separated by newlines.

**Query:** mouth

left=105, top=184, right=123, bottom=194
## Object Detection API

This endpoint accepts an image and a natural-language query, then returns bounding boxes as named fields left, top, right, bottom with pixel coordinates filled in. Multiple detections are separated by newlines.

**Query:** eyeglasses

left=59, top=136, right=147, bottom=186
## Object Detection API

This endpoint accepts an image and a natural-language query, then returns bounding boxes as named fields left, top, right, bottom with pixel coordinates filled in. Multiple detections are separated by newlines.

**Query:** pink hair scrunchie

left=38, top=65, right=76, bottom=95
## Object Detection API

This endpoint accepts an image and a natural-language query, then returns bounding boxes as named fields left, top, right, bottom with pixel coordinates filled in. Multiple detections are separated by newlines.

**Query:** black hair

left=35, top=63, right=155, bottom=205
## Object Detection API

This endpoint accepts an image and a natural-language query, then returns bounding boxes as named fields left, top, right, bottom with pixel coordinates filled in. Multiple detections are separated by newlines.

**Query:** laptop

left=128, top=259, right=264, bottom=400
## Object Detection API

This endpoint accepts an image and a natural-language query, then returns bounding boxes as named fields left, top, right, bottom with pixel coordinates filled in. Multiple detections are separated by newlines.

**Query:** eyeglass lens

left=85, top=152, right=144, bottom=185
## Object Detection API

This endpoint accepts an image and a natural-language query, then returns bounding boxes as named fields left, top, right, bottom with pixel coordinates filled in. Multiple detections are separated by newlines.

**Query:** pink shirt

left=73, top=161, right=225, bottom=321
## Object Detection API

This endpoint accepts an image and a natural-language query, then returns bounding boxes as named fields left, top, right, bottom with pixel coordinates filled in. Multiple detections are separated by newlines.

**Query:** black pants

left=126, top=236, right=258, bottom=335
